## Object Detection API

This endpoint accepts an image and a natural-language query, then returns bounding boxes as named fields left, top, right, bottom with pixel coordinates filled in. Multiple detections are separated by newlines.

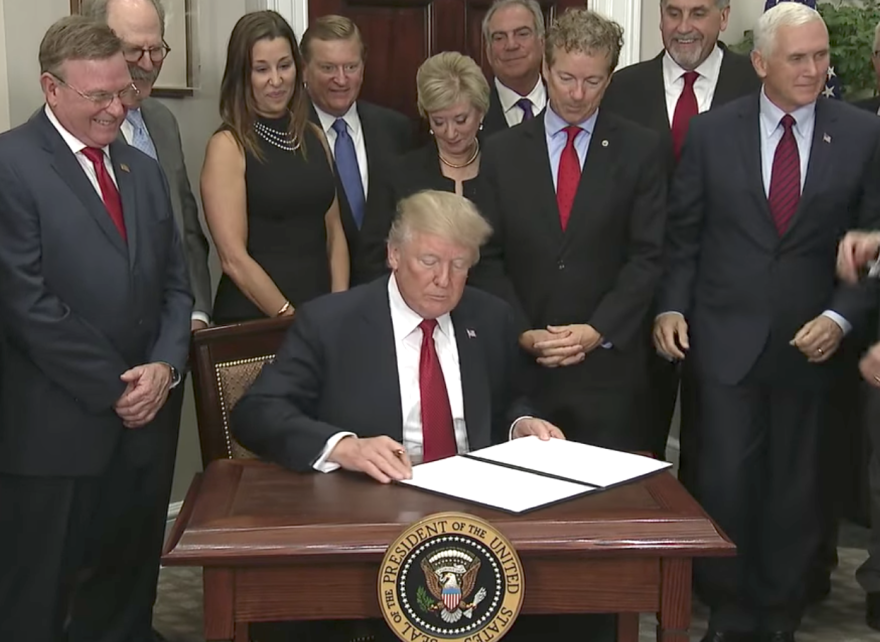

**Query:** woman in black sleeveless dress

left=202, top=11, right=348, bottom=326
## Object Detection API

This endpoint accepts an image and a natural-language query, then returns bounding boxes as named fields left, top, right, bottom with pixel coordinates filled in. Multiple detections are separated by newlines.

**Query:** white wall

left=640, top=0, right=766, bottom=61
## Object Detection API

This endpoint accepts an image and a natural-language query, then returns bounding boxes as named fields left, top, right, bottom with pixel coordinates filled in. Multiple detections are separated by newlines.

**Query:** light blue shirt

left=544, top=104, right=599, bottom=190
left=758, top=89, right=849, bottom=334
left=759, top=88, right=814, bottom=196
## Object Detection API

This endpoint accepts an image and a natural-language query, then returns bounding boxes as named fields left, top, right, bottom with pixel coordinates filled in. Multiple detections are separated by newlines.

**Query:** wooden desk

left=162, top=460, right=734, bottom=642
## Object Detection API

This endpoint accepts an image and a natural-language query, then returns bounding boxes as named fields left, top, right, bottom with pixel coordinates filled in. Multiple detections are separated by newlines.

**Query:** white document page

left=398, top=455, right=596, bottom=513
left=466, top=436, right=672, bottom=488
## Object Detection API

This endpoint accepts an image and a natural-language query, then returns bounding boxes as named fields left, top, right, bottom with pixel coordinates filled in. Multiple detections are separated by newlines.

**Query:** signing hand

left=653, top=313, right=689, bottom=360
left=512, top=418, right=566, bottom=440
left=114, top=363, right=173, bottom=429
left=790, top=315, right=844, bottom=363
left=860, top=342, right=880, bottom=389
left=837, top=230, right=880, bottom=284
left=328, top=435, right=412, bottom=484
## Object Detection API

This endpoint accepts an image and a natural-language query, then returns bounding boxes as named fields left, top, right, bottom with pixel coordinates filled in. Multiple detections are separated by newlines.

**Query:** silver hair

left=80, top=0, right=166, bottom=37
left=661, top=0, right=729, bottom=9
left=754, top=0, right=824, bottom=57
left=482, top=0, right=545, bottom=44
left=387, top=191, right=492, bottom=265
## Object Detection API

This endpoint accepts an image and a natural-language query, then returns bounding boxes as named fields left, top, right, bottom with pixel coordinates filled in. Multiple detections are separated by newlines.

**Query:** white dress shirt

left=313, top=102, right=369, bottom=198
left=662, top=45, right=724, bottom=125
left=313, top=275, right=468, bottom=472
left=495, top=76, right=547, bottom=128
left=45, top=104, right=118, bottom=192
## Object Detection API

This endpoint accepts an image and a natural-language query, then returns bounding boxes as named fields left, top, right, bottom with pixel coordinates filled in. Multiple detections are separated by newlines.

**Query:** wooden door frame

left=265, top=0, right=643, bottom=68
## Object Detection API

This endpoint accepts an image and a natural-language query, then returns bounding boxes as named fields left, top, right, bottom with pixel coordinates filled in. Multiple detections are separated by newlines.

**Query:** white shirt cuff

left=312, top=431, right=357, bottom=472
left=822, top=310, right=851, bottom=335
left=655, top=311, right=684, bottom=321
left=508, top=416, right=533, bottom=440
left=191, top=312, right=210, bottom=325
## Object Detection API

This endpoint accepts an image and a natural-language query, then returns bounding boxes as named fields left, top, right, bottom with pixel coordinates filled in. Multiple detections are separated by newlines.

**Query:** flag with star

left=764, top=0, right=842, bottom=99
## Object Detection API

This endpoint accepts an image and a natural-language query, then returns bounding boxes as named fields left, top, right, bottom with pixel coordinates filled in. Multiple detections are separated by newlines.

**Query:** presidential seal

left=378, top=512, right=524, bottom=642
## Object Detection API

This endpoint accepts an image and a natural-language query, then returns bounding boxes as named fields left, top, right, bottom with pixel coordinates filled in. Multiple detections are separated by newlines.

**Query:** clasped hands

left=653, top=312, right=842, bottom=364
left=837, top=230, right=880, bottom=387
left=114, top=362, right=173, bottom=429
left=520, top=324, right=603, bottom=367
left=328, top=418, right=565, bottom=484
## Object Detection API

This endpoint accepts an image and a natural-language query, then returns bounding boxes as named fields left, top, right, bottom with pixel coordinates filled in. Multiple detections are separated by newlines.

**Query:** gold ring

left=874, top=375, right=880, bottom=384
left=817, top=347, right=824, bottom=355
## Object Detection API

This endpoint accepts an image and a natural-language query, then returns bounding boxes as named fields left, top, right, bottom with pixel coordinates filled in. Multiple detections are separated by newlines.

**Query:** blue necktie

left=125, top=108, right=158, bottom=160
left=332, top=118, right=366, bottom=228
left=516, top=98, right=534, bottom=121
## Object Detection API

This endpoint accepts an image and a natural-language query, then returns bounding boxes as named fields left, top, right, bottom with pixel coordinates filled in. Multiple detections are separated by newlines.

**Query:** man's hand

left=653, top=313, right=689, bottom=360
left=837, top=230, right=880, bottom=284
left=512, top=418, right=565, bottom=440
left=191, top=319, right=208, bottom=332
left=860, top=342, right=880, bottom=388
left=328, top=435, right=412, bottom=484
left=114, top=363, right=173, bottom=429
left=519, top=329, right=554, bottom=356
left=790, top=315, right=844, bottom=363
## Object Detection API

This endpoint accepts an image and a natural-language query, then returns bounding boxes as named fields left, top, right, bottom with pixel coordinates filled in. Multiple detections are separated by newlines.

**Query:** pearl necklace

left=439, top=140, right=480, bottom=169
left=254, top=120, right=300, bottom=152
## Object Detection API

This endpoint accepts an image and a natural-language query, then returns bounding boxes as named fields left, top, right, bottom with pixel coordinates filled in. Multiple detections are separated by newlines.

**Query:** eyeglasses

left=51, top=74, right=140, bottom=109
left=122, top=40, right=172, bottom=64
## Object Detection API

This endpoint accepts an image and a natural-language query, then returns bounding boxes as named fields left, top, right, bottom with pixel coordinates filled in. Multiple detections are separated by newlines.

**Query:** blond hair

left=416, top=52, right=490, bottom=118
left=544, top=8, right=623, bottom=73
left=301, top=14, right=365, bottom=61
left=388, top=190, right=492, bottom=264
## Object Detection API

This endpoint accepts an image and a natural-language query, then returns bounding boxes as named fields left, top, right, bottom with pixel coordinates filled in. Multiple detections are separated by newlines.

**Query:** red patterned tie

left=81, top=147, right=127, bottom=242
left=768, top=114, right=800, bottom=235
left=418, top=319, right=456, bottom=463
left=671, top=71, right=699, bottom=161
left=556, top=125, right=582, bottom=231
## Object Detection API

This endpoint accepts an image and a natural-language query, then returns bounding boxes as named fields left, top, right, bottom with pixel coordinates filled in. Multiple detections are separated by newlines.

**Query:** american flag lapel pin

left=466, top=328, right=476, bottom=339
left=823, top=133, right=831, bottom=144
left=119, top=163, right=131, bottom=172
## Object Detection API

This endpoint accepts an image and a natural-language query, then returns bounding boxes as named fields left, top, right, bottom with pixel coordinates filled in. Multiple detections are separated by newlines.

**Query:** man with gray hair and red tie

left=655, top=3, right=880, bottom=640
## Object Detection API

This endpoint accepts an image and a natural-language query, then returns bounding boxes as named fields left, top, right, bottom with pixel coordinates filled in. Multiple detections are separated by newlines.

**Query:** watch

left=166, top=363, right=181, bottom=388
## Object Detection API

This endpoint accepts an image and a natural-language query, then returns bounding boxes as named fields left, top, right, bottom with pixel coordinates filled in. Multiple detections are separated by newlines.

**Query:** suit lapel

left=360, top=280, right=404, bottom=438
left=786, top=100, right=835, bottom=237
left=39, top=112, right=128, bottom=258
left=645, top=56, right=673, bottom=140
left=139, top=100, right=166, bottom=166
left=111, top=140, right=138, bottom=267
left=451, top=301, right=491, bottom=451
left=712, top=47, right=744, bottom=108
left=736, top=96, right=778, bottom=240
left=561, top=112, right=615, bottom=253
left=521, top=118, right=565, bottom=246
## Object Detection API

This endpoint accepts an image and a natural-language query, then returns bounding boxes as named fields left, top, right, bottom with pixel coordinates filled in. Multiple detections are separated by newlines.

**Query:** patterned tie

left=125, top=108, right=158, bottom=160
left=768, top=114, right=800, bottom=235
left=331, top=118, right=366, bottom=228
left=671, top=71, right=699, bottom=161
left=418, top=319, right=456, bottom=463
left=516, top=98, right=534, bottom=121
left=81, top=147, right=127, bottom=242
left=556, top=125, right=582, bottom=231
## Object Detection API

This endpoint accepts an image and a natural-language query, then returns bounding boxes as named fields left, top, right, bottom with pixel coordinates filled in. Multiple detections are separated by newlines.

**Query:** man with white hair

left=655, top=3, right=880, bottom=640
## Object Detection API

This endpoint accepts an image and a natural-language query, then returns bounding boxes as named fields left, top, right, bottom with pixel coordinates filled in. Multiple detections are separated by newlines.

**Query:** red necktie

left=671, top=71, right=699, bottom=161
left=556, top=125, right=582, bottom=231
left=81, top=147, right=127, bottom=242
left=418, top=319, right=456, bottom=463
left=768, top=114, right=800, bottom=236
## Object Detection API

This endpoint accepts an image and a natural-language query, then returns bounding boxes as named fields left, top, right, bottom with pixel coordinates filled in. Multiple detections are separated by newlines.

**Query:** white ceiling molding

left=589, top=0, right=642, bottom=69
left=264, top=0, right=308, bottom=38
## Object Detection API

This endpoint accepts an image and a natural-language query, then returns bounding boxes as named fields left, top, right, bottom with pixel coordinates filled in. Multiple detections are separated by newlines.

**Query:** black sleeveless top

left=213, top=116, right=336, bottom=324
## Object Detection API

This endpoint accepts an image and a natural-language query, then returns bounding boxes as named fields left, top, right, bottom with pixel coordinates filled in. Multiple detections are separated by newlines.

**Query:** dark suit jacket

left=0, top=109, right=193, bottom=477
left=471, top=111, right=667, bottom=387
left=232, top=277, right=532, bottom=472
left=602, top=45, right=760, bottom=172
left=856, top=95, right=880, bottom=114
left=141, top=97, right=212, bottom=319
left=660, top=95, right=880, bottom=387
left=309, top=100, right=413, bottom=260
left=356, top=142, right=486, bottom=283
